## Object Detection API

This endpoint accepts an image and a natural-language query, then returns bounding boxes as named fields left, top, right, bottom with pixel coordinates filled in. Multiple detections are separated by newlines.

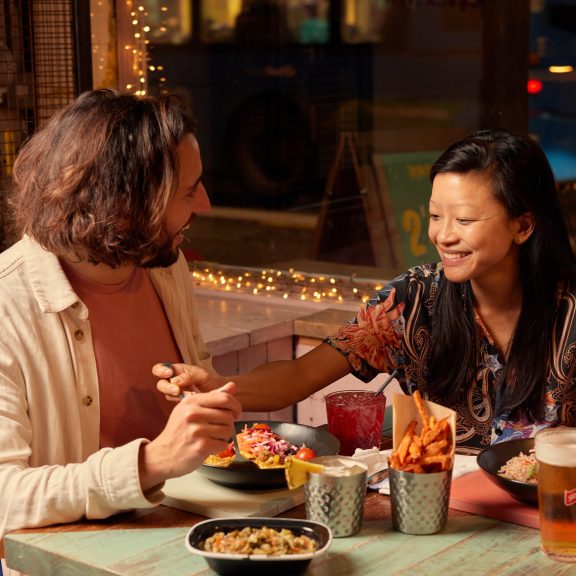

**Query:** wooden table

left=3, top=492, right=572, bottom=575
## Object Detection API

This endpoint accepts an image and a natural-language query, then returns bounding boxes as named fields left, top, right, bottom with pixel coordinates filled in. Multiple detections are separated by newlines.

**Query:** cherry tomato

left=218, top=443, right=235, bottom=458
left=252, top=423, right=271, bottom=430
left=294, top=446, right=317, bottom=461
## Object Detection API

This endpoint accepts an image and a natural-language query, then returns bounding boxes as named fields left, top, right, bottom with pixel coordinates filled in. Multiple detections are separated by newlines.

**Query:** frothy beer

left=535, top=428, right=576, bottom=563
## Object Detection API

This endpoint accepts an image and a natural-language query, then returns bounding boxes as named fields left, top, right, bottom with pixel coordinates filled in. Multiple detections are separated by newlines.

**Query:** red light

left=527, top=79, right=543, bottom=94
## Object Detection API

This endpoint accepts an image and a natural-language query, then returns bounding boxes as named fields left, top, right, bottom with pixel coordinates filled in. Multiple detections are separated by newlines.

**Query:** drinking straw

left=374, top=369, right=399, bottom=396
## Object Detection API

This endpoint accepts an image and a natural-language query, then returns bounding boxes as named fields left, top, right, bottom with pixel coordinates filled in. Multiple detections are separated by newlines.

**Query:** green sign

left=374, top=150, right=442, bottom=268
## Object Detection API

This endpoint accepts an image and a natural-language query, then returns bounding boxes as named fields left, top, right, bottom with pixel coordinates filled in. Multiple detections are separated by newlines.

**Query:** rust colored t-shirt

left=63, top=264, right=182, bottom=448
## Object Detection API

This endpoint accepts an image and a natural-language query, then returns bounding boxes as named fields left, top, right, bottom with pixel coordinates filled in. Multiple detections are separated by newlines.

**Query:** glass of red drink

left=325, top=390, right=386, bottom=456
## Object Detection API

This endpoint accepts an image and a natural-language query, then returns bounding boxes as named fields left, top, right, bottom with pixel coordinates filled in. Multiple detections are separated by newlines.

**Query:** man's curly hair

left=10, top=89, right=196, bottom=267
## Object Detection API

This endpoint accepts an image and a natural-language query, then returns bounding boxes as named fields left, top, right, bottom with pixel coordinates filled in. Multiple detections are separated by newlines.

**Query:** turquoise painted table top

left=3, top=493, right=572, bottom=575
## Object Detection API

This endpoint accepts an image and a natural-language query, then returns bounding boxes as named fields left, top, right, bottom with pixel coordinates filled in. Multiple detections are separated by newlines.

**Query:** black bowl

left=476, top=438, right=538, bottom=506
left=198, top=421, right=340, bottom=489
left=185, top=517, right=333, bottom=576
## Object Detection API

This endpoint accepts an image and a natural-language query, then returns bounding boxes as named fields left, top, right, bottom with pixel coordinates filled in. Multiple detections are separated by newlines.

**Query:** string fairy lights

left=121, top=1, right=168, bottom=95
left=190, top=261, right=385, bottom=308
left=119, top=2, right=148, bottom=95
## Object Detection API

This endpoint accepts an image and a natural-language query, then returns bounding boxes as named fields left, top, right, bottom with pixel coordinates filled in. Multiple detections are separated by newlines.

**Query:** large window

left=98, top=1, right=575, bottom=292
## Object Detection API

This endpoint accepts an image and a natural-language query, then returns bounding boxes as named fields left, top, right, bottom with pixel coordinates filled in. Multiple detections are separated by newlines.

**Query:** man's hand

left=139, top=381, right=241, bottom=491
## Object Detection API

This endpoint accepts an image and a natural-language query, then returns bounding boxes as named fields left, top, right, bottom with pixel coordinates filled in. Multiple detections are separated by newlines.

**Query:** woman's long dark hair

left=426, top=129, right=576, bottom=420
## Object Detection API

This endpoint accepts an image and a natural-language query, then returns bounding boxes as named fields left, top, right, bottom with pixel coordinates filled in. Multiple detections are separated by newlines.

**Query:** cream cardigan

left=0, top=236, right=212, bottom=541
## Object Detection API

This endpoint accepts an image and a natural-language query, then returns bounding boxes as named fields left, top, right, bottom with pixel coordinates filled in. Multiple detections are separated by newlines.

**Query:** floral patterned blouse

left=326, top=262, right=576, bottom=453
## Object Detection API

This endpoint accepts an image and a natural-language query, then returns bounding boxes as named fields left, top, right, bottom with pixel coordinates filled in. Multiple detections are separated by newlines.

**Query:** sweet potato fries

left=388, top=391, right=453, bottom=473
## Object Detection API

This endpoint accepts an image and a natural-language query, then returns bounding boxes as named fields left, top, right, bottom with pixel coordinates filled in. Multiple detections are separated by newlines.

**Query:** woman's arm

left=154, top=342, right=352, bottom=411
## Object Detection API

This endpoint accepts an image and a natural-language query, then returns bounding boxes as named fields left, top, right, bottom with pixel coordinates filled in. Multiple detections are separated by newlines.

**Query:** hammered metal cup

left=304, top=456, right=368, bottom=537
left=389, top=467, right=452, bottom=535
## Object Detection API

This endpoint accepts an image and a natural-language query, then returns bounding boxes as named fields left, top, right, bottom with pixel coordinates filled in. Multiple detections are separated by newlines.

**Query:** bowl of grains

left=477, top=438, right=538, bottom=505
left=185, top=517, right=332, bottom=575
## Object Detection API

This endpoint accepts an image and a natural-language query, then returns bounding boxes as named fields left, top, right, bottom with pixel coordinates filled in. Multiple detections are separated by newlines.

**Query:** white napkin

left=351, top=447, right=392, bottom=476
left=351, top=448, right=480, bottom=495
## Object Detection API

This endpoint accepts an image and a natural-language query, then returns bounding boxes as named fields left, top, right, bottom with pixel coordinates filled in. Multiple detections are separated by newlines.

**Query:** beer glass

left=534, top=427, right=576, bottom=563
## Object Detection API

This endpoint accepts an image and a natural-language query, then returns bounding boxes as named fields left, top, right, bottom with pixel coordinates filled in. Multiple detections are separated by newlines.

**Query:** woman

left=156, top=129, right=576, bottom=453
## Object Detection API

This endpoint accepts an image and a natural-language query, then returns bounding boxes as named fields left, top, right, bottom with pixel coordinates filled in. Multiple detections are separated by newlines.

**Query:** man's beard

left=142, top=239, right=179, bottom=269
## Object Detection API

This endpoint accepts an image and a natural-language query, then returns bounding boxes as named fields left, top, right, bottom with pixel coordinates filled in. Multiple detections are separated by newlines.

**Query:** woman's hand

left=139, top=381, right=241, bottom=491
left=153, top=362, right=228, bottom=402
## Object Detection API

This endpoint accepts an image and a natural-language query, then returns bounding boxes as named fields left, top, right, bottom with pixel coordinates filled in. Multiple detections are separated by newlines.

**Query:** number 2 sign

left=373, top=150, right=441, bottom=269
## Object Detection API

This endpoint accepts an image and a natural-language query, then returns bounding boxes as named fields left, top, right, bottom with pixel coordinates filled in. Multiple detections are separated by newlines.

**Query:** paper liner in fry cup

left=392, top=392, right=456, bottom=470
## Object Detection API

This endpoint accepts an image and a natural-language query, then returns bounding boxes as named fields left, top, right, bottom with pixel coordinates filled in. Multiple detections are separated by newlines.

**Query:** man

left=0, top=89, right=241, bottom=542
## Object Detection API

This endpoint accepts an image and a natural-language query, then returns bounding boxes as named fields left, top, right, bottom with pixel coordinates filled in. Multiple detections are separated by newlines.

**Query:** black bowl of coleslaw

left=477, top=438, right=538, bottom=505
left=199, top=420, right=340, bottom=489
left=185, top=517, right=332, bottom=575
